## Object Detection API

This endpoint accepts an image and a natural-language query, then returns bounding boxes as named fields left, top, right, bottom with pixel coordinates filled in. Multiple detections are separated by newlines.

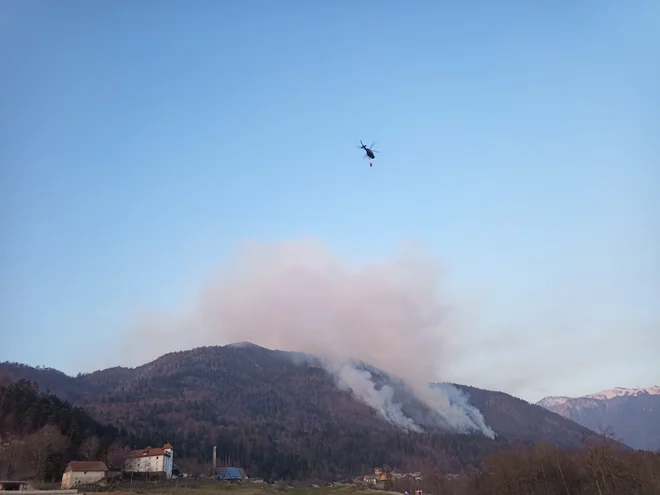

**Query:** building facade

left=61, top=461, right=108, bottom=489
left=124, top=443, right=174, bottom=479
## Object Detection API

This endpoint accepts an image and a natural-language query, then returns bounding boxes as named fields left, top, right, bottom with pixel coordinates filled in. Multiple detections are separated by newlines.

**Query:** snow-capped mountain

left=536, top=386, right=660, bottom=451
left=584, top=386, right=660, bottom=400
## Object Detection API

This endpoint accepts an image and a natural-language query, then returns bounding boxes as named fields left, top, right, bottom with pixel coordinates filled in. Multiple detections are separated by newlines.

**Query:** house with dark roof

left=61, top=461, right=108, bottom=489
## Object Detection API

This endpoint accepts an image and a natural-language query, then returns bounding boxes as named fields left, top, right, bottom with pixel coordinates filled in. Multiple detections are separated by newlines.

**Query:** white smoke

left=117, top=238, right=496, bottom=438
left=426, top=383, right=495, bottom=436
left=324, top=358, right=495, bottom=437
left=332, top=362, right=423, bottom=433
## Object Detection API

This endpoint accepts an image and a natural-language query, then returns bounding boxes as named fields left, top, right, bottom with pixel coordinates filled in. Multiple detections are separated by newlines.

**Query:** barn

left=61, top=461, right=108, bottom=489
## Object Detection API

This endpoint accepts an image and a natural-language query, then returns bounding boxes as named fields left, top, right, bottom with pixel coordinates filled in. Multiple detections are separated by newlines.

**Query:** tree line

left=0, top=379, right=134, bottom=480
left=389, top=439, right=660, bottom=495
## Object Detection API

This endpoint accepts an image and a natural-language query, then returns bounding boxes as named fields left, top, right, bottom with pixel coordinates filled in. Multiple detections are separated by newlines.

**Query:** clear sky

left=1, top=0, right=658, bottom=403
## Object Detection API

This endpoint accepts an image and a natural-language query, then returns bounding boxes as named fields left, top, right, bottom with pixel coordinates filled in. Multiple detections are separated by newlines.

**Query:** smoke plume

left=119, top=238, right=495, bottom=438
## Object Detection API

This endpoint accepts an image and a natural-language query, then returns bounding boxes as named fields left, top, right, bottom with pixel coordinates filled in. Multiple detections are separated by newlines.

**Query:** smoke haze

left=117, top=238, right=495, bottom=437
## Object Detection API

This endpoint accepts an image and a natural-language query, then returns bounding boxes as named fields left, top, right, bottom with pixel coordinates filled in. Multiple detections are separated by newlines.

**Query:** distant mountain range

left=537, top=386, right=660, bottom=451
left=0, top=343, right=635, bottom=479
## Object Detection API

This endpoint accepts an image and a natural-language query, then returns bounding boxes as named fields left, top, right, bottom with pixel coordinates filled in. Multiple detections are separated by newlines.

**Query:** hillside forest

left=2, top=378, right=660, bottom=494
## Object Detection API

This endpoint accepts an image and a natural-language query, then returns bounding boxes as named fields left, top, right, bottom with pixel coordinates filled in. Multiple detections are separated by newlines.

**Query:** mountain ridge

left=585, top=385, right=660, bottom=399
left=1, top=342, right=632, bottom=479
left=536, top=386, right=660, bottom=451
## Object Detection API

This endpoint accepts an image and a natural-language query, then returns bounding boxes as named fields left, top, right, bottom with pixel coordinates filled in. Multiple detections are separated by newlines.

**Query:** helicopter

left=357, top=140, right=379, bottom=166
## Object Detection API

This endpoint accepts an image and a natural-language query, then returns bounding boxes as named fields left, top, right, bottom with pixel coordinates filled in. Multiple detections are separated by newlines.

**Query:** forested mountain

left=0, top=343, right=626, bottom=481
left=0, top=379, right=133, bottom=480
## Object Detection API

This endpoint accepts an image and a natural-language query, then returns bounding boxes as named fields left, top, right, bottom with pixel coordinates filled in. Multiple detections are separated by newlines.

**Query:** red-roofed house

left=61, top=461, right=108, bottom=488
left=124, top=443, right=174, bottom=479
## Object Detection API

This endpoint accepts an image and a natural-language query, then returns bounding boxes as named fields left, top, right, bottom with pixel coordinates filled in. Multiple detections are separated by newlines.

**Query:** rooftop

left=216, top=467, right=248, bottom=480
left=126, top=443, right=173, bottom=459
left=66, top=461, right=108, bottom=472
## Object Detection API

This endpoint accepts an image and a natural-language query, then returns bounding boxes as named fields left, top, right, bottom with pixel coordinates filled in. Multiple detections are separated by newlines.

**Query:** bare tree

left=80, top=436, right=101, bottom=460
left=0, top=435, right=19, bottom=478
left=106, top=443, right=129, bottom=471
left=24, top=425, right=69, bottom=480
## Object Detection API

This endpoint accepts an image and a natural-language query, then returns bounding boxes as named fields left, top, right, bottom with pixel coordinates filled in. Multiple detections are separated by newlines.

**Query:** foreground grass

left=97, top=484, right=381, bottom=495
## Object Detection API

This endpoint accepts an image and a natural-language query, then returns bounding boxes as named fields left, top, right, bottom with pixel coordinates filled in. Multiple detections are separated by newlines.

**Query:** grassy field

left=95, top=484, right=397, bottom=495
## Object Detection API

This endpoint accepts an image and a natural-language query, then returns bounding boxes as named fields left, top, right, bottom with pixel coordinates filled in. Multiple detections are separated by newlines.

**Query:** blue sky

left=1, top=0, right=658, bottom=402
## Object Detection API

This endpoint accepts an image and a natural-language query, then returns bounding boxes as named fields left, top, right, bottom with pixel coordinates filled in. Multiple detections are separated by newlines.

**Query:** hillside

left=1, top=343, right=621, bottom=480
left=0, top=379, right=134, bottom=480
left=537, top=386, right=660, bottom=451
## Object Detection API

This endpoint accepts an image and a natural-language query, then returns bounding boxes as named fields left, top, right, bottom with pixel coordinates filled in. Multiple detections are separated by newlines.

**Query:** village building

left=215, top=467, right=248, bottom=481
left=362, top=474, right=379, bottom=484
left=0, top=481, right=29, bottom=491
left=124, top=443, right=174, bottom=479
left=60, top=461, right=108, bottom=489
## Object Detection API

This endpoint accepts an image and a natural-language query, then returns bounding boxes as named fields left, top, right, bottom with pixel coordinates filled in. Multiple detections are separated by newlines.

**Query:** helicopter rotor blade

left=369, top=141, right=376, bottom=149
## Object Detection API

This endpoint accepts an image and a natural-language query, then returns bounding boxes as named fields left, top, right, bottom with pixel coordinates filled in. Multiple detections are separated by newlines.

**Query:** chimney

left=212, top=446, right=217, bottom=470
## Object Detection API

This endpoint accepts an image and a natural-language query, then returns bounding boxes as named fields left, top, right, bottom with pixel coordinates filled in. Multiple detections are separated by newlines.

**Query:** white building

left=61, top=461, right=108, bottom=489
left=124, top=443, right=174, bottom=479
